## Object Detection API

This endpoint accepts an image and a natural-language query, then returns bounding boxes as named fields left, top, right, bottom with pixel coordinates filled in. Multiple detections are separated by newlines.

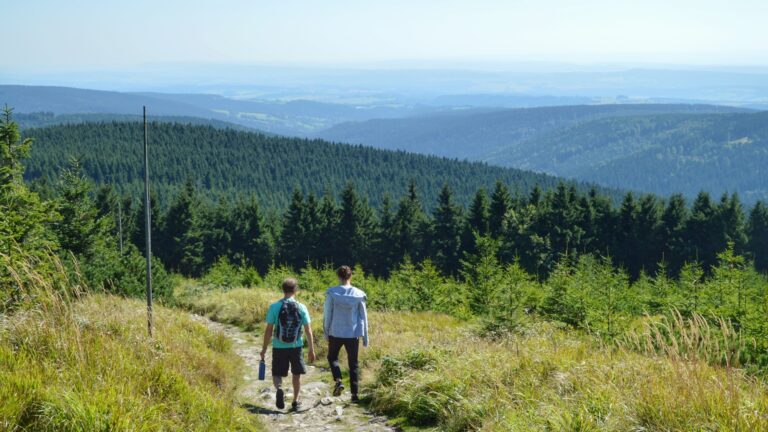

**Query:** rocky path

left=192, top=315, right=398, bottom=432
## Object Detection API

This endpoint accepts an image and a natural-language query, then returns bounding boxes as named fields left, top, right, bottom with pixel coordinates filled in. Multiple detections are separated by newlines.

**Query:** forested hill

left=316, top=103, right=747, bottom=159
left=315, top=104, right=767, bottom=202
left=22, top=121, right=617, bottom=209
left=489, top=111, right=768, bottom=203
left=14, top=112, right=259, bottom=132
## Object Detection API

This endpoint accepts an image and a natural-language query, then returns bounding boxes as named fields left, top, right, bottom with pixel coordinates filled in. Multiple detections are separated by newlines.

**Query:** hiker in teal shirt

left=260, top=278, right=316, bottom=411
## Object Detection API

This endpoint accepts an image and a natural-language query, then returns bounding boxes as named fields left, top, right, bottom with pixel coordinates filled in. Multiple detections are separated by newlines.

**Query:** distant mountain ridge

left=14, top=112, right=259, bottom=132
left=0, top=85, right=430, bottom=136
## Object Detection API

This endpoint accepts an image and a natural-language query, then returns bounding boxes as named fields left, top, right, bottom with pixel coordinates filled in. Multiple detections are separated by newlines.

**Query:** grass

left=178, top=281, right=768, bottom=431
left=0, top=256, right=260, bottom=432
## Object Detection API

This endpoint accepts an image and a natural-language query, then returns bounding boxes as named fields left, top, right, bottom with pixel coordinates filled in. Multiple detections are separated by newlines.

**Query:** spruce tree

left=467, top=187, right=490, bottom=236
left=432, top=184, right=464, bottom=275
left=160, top=179, right=198, bottom=271
left=686, top=191, right=718, bottom=270
left=635, top=194, right=662, bottom=275
left=317, top=190, right=340, bottom=265
left=279, top=188, right=307, bottom=269
left=373, top=194, right=398, bottom=275
left=748, top=201, right=768, bottom=273
left=394, top=181, right=427, bottom=262
left=463, top=187, right=490, bottom=256
left=717, top=192, right=748, bottom=253
left=303, top=192, right=322, bottom=265
left=616, top=192, right=640, bottom=277
left=489, top=180, right=511, bottom=238
left=131, top=189, right=161, bottom=257
left=231, top=196, right=273, bottom=273
left=337, top=183, right=375, bottom=268
left=660, top=194, right=689, bottom=275
left=55, top=159, right=103, bottom=257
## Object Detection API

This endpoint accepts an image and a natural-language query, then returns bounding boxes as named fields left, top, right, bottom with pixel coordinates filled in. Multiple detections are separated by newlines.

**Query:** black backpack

left=277, top=300, right=303, bottom=343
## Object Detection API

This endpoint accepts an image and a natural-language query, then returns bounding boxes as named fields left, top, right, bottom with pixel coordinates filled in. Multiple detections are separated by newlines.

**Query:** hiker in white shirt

left=323, top=265, right=369, bottom=402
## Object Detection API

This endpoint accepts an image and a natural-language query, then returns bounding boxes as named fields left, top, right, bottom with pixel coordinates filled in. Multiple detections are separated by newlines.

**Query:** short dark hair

left=282, top=278, right=299, bottom=293
left=336, top=265, right=353, bottom=280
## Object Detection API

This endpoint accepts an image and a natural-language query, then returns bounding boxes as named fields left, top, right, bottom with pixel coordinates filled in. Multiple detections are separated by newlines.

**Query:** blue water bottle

left=258, top=359, right=266, bottom=380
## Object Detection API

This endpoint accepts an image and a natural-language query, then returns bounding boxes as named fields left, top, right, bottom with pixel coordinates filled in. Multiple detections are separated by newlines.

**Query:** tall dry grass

left=178, top=281, right=768, bottom=431
left=0, top=253, right=260, bottom=431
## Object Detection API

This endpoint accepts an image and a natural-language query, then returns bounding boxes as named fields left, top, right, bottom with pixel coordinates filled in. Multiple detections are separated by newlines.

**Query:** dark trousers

left=327, top=335, right=360, bottom=395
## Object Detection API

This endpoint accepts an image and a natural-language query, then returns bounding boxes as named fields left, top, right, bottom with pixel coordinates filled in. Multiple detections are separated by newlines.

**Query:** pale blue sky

left=5, top=0, right=768, bottom=70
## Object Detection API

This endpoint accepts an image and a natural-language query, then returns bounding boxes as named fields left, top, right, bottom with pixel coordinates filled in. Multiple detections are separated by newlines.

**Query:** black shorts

left=272, top=347, right=306, bottom=377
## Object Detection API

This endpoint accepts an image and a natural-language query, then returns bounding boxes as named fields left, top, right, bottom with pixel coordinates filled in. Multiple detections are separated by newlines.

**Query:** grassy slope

left=0, top=260, right=260, bottom=431
left=177, top=282, right=768, bottom=431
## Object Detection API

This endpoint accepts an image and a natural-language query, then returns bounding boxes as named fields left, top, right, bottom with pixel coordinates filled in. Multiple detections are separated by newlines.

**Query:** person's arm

left=360, top=300, right=369, bottom=347
left=260, top=324, right=273, bottom=361
left=323, top=293, right=333, bottom=340
left=304, top=324, right=316, bottom=363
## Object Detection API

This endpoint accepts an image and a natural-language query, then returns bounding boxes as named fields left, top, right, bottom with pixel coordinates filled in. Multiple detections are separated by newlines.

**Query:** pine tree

left=748, top=201, right=768, bottom=273
left=279, top=188, right=307, bottom=269
left=131, top=189, right=161, bottom=257
left=467, top=187, right=490, bottom=236
left=0, top=107, right=55, bottom=265
left=660, top=194, right=689, bottom=275
left=717, top=193, right=748, bottom=253
left=489, top=180, right=512, bottom=238
left=317, top=190, right=340, bottom=266
left=373, top=194, right=398, bottom=275
left=589, top=188, right=615, bottom=257
left=635, top=194, right=662, bottom=275
left=337, top=183, right=375, bottom=269
left=686, top=191, right=718, bottom=270
left=616, top=192, right=640, bottom=277
left=55, top=159, right=103, bottom=257
left=393, top=181, right=428, bottom=262
left=463, top=187, right=490, bottom=256
left=231, top=196, right=273, bottom=273
left=303, top=192, right=322, bottom=265
left=160, top=179, right=198, bottom=271
left=432, top=184, right=464, bottom=275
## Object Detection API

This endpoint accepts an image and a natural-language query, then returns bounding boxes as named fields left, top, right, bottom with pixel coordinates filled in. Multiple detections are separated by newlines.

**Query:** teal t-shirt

left=266, top=297, right=311, bottom=349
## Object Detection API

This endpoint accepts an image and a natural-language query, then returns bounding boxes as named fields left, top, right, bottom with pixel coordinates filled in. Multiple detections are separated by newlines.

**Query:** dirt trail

left=192, top=315, right=397, bottom=432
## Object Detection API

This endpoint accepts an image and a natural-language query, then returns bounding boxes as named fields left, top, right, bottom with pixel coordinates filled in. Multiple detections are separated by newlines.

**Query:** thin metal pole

left=143, top=106, right=154, bottom=337
left=117, top=200, right=124, bottom=254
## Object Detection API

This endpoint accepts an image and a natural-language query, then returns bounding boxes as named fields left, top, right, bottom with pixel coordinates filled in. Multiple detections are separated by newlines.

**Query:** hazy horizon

left=6, top=0, right=768, bottom=73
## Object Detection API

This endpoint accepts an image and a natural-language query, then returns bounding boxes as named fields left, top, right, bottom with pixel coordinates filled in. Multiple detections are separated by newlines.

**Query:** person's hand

left=308, top=350, right=316, bottom=363
left=259, top=350, right=266, bottom=361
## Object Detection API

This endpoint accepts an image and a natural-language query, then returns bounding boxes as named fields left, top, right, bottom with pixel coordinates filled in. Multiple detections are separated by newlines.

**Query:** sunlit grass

left=0, top=255, right=260, bottom=432
left=180, top=282, right=768, bottom=431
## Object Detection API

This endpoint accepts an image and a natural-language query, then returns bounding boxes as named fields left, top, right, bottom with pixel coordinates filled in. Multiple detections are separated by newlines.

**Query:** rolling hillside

left=21, top=121, right=619, bottom=210
left=315, top=104, right=766, bottom=202
left=490, top=111, right=768, bottom=202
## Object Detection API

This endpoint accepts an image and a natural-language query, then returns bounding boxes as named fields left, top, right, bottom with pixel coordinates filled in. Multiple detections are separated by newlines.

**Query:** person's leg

left=272, top=348, right=289, bottom=409
left=327, top=336, right=344, bottom=383
left=288, top=348, right=307, bottom=403
left=292, top=374, right=301, bottom=401
left=344, top=338, right=361, bottom=397
left=327, top=336, right=346, bottom=396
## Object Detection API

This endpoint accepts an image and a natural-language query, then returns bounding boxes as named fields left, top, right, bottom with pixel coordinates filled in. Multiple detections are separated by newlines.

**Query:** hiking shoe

left=276, top=389, right=285, bottom=409
left=351, top=394, right=360, bottom=403
left=291, top=400, right=302, bottom=412
left=333, top=381, right=344, bottom=397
